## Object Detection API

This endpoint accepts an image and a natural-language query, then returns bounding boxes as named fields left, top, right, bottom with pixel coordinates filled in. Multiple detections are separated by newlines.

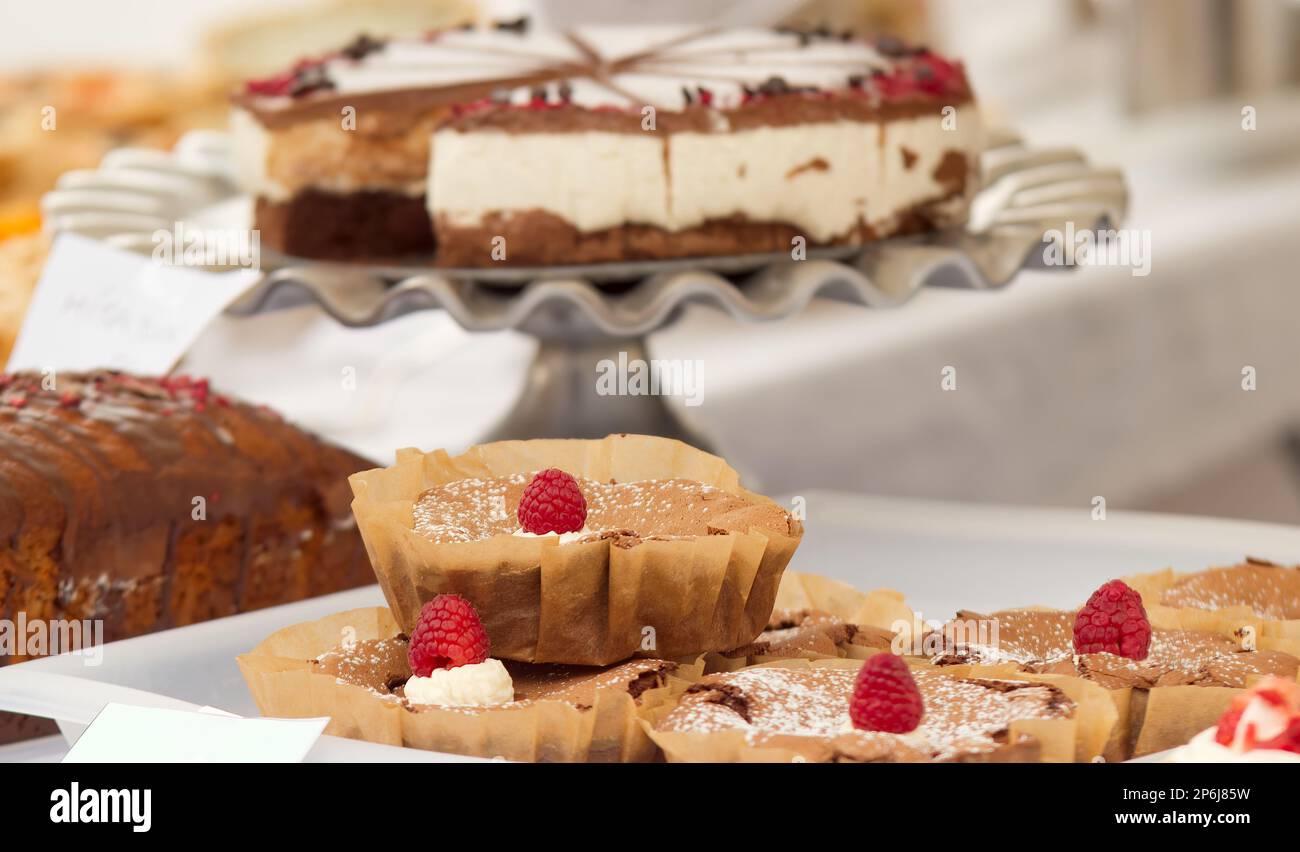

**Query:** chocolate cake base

left=256, top=190, right=434, bottom=261
left=431, top=203, right=958, bottom=268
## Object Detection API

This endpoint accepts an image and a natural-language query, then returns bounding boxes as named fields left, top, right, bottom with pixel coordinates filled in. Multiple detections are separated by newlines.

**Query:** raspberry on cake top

left=411, top=469, right=796, bottom=544
left=655, top=660, right=1076, bottom=763
left=240, top=601, right=695, bottom=762
left=349, top=436, right=804, bottom=666
left=936, top=596, right=1298, bottom=690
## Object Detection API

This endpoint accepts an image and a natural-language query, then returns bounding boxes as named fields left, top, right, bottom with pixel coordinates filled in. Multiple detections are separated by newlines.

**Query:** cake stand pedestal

left=42, top=129, right=1126, bottom=445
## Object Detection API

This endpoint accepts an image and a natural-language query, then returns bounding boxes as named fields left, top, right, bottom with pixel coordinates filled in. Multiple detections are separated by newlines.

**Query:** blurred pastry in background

left=200, top=0, right=477, bottom=83
left=0, top=70, right=227, bottom=213
left=782, top=0, right=931, bottom=43
left=0, top=0, right=478, bottom=355
left=0, top=232, right=47, bottom=365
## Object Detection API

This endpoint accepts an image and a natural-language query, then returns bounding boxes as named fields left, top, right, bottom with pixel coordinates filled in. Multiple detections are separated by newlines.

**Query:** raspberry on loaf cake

left=232, top=21, right=982, bottom=265
left=0, top=370, right=374, bottom=743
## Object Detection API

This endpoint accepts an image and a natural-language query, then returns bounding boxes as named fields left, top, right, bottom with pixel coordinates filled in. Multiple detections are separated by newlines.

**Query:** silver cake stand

left=42, top=129, right=1127, bottom=445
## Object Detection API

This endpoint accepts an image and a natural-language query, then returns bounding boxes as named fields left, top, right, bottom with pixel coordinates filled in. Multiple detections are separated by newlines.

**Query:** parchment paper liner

left=642, top=656, right=1115, bottom=763
left=1125, top=565, right=1300, bottom=655
left=349, top=435, right=803, bottom=666
left=706, top=570, right=917, bottom=671
left=237, top=606, right=704, bottom=763
left=764, top=580, right=1253, bottom=764
left=939, top=641, right=1298, bottom=759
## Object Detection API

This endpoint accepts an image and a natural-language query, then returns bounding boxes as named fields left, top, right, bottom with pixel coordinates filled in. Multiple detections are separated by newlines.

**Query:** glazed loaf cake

left=0, top=371, right=373, bottom=742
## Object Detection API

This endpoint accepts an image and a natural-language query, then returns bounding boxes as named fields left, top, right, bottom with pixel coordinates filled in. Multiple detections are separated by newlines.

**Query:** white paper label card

left=6, top=233, right=259, bottom=375
left=63, top=703, right=329, bottom=763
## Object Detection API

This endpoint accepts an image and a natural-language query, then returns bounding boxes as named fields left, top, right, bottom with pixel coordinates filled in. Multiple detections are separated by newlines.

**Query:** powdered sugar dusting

left=940, top=608, right=1297, bottom=689
left=660, top=666, right=1071, bottom=761
left=1160, top=563, right=1300, bottom=620
left=411, top=472, right=788, bottom=544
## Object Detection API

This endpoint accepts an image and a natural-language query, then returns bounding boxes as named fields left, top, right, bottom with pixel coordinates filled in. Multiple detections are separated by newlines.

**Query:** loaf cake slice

left=0, top=370, right=373, bottom=743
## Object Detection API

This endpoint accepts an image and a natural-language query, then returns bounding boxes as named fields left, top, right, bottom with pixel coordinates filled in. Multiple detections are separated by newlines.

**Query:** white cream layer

left=230, top=108, right=288, bottom=202
left=428, top=106, right=981, bottom=242
left=404, top=658, right=514, bottom=707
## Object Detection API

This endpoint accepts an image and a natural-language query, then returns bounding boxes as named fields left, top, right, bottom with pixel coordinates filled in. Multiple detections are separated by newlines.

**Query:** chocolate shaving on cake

left=495, top=16, right=529, bottom=35
left=340, top=33, right=387, bottom=61
left=290, top=65, right=335, bottom=98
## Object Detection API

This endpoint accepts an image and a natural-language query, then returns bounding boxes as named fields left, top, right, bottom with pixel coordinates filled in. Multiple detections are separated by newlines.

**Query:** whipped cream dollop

left=404, top=658, right=514, bottom=707
left=511, top=526, right=593, bottom=544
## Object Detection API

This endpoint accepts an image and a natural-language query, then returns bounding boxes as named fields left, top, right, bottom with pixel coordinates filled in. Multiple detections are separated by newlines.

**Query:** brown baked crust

left=1159, top=559, right=1300, bottom=620
left=722, top=607, right=885, bottom=660
left=0, top=371, right=374, bottom=740
left=430, top=195, right=961, bottom=268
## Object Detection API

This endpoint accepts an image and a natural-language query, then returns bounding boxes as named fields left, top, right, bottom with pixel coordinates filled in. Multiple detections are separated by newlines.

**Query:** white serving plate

left=3, top=491, right=1296, bottom=762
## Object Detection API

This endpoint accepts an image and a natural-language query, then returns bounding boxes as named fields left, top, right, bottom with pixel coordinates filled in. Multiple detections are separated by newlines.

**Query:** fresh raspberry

left=517, top=468, right=587, bottom=535
left=1216, top=677, right=1300, bottom=752
left=1072, top=580, right=1151, bottom=659
left=1257, top=719, right=1300, bottom=754
left=849, top=653, right=924, bottom=733
left=407, top=594, right=490, bottom=677
left=1214, top=704, right=1246, bottom=747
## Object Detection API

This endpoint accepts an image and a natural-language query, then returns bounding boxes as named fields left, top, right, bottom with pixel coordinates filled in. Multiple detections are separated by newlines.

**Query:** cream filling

left=403, top=658, right=514, bottom=707
left=233, top=103, right=981, bottom=240
left=230, top=108, right=289, bottom=202
left=428, top=107, right=982, bottom=242
left=511, top=525, right=593, bottom=544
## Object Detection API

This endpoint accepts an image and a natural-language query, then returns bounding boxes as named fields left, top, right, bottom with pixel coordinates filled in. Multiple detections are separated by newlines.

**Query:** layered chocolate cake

left=233, top=21, right=982, bottom=265
left=0, top=371, right=373, bottom=743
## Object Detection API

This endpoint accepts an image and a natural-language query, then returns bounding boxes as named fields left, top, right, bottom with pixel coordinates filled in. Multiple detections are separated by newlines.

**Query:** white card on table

left=63, top=703, right=329, bottom=763
left=6, top=233, right=259, bottom=375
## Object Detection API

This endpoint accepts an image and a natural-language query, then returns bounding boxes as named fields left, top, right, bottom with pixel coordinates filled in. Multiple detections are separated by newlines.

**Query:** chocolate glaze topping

left=0, top=370, right=369, bottom=605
